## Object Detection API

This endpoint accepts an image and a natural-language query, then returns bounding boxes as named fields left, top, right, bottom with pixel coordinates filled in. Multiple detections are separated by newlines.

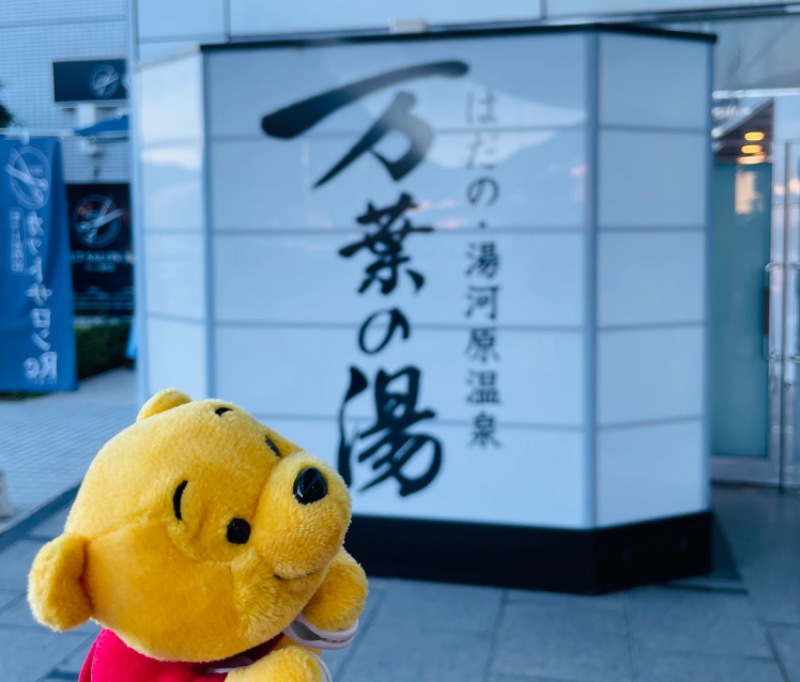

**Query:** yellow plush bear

left=28, top=388, right=368, bottom=682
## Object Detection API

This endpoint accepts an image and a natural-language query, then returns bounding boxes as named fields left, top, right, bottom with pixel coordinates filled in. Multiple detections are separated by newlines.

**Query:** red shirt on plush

left=79, top=629, right=228, bottom=682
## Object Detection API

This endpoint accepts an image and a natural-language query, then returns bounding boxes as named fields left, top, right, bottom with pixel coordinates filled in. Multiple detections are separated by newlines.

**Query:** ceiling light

left=744, top=131, right=765, bottom=141
left=742, top=144, right=764, bottom=154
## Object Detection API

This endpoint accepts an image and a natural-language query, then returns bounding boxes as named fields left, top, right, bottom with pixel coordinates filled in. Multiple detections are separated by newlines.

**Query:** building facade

left=2, top=0, right=793, bottom=590
left=127, top=0, right=800, bottom=590
left=0, top=1, right=134, bottom=322
left=0, top=1, right=130, bottom=184
left=130, top=0, right=800, bottom=494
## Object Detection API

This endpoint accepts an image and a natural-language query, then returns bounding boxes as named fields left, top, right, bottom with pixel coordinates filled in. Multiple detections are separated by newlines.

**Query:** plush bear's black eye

left=226, top=518, right=251, bottom=544
left=173, top=481, right=188, bottom=521
left=293, top=468, right=327, bottom=505
left=264, top=436, right=281, bottom=458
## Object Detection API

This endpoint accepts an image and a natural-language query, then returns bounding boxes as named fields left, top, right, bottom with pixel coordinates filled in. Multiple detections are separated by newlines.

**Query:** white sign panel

left=206, top=33, right=589, bottom=528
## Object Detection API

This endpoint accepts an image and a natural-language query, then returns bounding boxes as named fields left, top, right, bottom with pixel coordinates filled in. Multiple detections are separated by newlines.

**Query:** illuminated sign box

left=136, top=26, right=714, bottom=592
left=53, top=59, right=128, bottom=104
left=67, top=183, right=133, bottom=317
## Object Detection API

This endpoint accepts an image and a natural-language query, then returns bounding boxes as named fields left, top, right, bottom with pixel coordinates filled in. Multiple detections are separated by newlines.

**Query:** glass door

left=711, top=92, right=800, bottom=488
left=710, top=159, right=780, bottom=484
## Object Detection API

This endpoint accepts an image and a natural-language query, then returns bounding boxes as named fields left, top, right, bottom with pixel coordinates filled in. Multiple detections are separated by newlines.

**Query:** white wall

left=133, top=0, right=794, bottom=51
left=594, top=33, right=710, bottom=525
left=140, top=32, right=591, bottom=529
left=137, top=53, right=209, bottom=398
left=137, top=29, right=712, bottom=529
left=552, top=0, right=780, bottom=14
left=131, top=1, right=800, bottom=94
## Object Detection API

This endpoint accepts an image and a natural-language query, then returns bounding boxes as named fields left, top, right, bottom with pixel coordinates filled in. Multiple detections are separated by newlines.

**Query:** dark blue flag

left=0, top=138, right=77, bottom=391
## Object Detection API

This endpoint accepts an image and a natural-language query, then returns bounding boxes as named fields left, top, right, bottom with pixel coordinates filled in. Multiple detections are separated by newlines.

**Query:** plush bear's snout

left=293, top=467, right=328, bottom=505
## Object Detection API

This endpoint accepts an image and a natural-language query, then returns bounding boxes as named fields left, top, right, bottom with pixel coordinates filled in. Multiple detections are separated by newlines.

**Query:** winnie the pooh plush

left=28, top=388, right=368, bottom=682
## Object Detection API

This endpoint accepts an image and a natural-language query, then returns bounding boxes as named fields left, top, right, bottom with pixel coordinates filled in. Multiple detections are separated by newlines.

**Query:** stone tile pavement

left=0, top=368, right=138, bottom=535
left=0, top=371, right=799, bottom=681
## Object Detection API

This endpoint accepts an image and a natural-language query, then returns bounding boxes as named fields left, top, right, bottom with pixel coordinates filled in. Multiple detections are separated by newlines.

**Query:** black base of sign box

left=346, top=511, right=712, bottom=594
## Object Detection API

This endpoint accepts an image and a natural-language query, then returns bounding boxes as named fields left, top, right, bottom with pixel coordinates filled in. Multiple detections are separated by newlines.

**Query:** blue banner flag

left=0, top=138, right=77, bottom=391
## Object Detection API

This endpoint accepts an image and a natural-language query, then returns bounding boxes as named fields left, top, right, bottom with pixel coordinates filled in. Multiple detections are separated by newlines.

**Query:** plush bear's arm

left=226, top=645, right=326, bottom=682
left=301, top=548, right=368, bottom=632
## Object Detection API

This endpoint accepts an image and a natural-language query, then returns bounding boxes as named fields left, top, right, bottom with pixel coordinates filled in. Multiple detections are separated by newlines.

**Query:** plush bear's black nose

left=293, top=467, right=327, bottom=505
left=226, top=518, right=251, bottom=544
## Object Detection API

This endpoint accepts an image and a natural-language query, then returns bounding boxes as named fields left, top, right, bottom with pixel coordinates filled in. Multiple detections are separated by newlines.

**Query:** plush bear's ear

left=28, top=534, right=93, bottom=631
left=137, top=388, right=192, bottom=421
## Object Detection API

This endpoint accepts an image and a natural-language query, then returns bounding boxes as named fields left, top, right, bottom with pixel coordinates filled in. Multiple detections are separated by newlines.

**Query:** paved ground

left=1, top=372, right=799, bottom=681
left=0, top=369, right=138, bottom=535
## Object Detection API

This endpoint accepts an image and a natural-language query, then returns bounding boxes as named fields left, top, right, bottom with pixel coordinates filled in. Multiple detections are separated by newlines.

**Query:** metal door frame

left=777, top=138, right=800, bottom=488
